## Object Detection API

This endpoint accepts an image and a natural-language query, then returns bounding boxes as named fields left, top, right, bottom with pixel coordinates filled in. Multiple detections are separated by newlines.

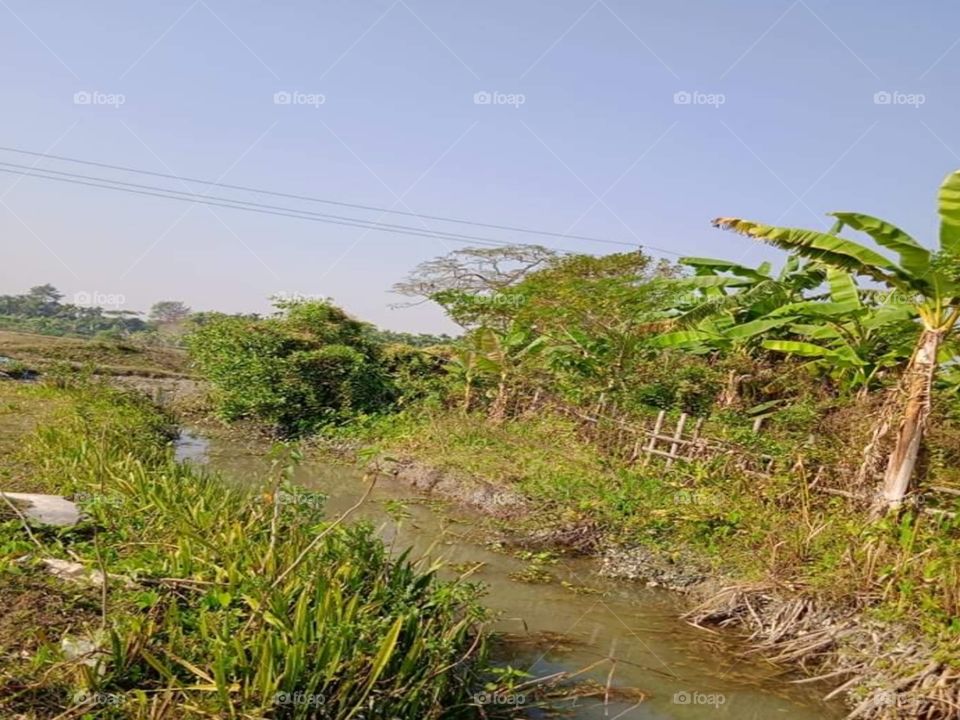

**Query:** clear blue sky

left=2, top=0, right=959, bottom=332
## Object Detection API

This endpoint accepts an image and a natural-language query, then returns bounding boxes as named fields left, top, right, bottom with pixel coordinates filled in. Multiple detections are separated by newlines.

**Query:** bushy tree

left=149, top=300, right=191, bottom=324
left=186, top=300, right=396, bottom=434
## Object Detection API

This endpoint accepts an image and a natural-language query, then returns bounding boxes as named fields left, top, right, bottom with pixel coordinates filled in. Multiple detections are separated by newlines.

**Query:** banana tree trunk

left=463, top=376, right=473, bottom=415
left=718, top=369, right=744, bottom=408
left=879, top=329, right=942, bottom=510
left=489, top=375, right=509, bottom=425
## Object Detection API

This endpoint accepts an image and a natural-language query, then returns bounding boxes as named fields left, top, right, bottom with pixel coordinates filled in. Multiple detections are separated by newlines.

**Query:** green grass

left=0, top=382, right=488, bottom=719
left=342, top=408, right=960, bottom=657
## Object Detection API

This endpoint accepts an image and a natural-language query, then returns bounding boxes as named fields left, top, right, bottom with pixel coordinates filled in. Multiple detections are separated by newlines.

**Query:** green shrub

left=186, top=300, right=397, bottom=434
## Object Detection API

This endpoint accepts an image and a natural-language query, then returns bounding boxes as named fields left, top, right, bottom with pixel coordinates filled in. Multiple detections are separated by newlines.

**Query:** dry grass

left=0, top=330, right=191, bottom=378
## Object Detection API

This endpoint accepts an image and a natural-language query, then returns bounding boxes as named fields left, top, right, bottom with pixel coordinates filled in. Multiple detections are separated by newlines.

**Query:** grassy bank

left=0, top=381, right=487, bottom=719
left=325, top=406, right=960, bottom=717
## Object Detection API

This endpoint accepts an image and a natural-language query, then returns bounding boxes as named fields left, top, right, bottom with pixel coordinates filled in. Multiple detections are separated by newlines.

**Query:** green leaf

left=713, top=218, right=909, bottom=288
left=825, top=268, right=861, bottom=307
left=676, top=275, right=754, bottom=290
left=648, top=330, right=717, bottom=348
left=370, top=616, right=403, bottom=685
left=863, top=303, right=915, bottom=328
left=680, top=256, right=769, bottom=279
left=789, top=323, right=843, bottom=340
left=938, top=168, right=960, bottom=255
left=769, top=300, right=860, bottom=318
left=830, top=212, right=931, bottom=279
left=723, top=316, right=794, bottom=340
left=762, top=340, right=831, bottom=358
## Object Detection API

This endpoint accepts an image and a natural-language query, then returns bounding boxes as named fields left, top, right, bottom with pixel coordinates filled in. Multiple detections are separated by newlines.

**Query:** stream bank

left=363, top=447, right=955, bottom=720
left=279, top=404, right=957, bottom=720
left=178, top=426, right=845, bottom=719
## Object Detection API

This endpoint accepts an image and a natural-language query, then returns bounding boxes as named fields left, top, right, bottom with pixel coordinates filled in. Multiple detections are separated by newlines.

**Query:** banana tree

left=650, top=255, right=825, bottom=350
left=669, top=254, right=828, bottom=325
left=650, top=255, right=830, bottom=404
left=447, top=346, right=480, bottom=414
left=763, top=269, right=916, bottom=393
left=713, top=169, right=960, bottom=510
left=453, top=326, right=546, bottom=422
left=649, top=313, right=796, bottom=353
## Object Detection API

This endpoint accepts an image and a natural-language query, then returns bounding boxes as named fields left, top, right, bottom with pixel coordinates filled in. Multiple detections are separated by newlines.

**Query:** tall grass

left=0, top=382, right=487, bottom=719
left=357, top=408, right=960, bottom=645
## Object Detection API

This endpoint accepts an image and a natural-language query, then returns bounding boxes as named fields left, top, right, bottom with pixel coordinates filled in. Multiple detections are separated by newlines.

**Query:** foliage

left=714, top=170, right=960, bottom=505
left=379, top=343, right=451, bottom=409
left=632, top=357, right=723, bottom=415
left=0, top=284, right=149, bottom=337
left=365, top=327, right=456, bottom=348
left=148, top=300, right=191, bottom=324
left=0, top=383, right=487, bottom=719
left=186, top=299, right=398, bottom=434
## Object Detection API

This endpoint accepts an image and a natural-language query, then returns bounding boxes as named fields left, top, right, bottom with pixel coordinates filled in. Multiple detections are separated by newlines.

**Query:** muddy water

left=176, top=431, right=844, bottom=719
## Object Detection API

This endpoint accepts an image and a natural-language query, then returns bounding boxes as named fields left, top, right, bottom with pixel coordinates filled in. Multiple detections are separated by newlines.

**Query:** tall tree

left=392, top=245, right=556, bottom=328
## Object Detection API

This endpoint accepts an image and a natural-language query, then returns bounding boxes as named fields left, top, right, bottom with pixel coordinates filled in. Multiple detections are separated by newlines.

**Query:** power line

left=0, top=144, right=638, bottom=249
left=0, top=165, right=524, bottom=247
left=0, top=146, right=686, bottom=258
left=0, top=160, right=531, bottom=247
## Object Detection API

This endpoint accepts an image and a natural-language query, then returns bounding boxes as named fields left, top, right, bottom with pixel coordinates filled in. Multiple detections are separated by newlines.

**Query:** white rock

left=1, top=492, right=81, bottom=526
left=42, top=558, right=105, bottom=586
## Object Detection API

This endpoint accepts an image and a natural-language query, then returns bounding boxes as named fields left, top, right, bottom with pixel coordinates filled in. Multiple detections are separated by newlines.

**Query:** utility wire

left=0, top=145, right=686, bottom=258
left=0, top=160, right=534, bottom=247
left=0, top=165, right=524, bottom=247
left=0, top=144, right=639, bottom=249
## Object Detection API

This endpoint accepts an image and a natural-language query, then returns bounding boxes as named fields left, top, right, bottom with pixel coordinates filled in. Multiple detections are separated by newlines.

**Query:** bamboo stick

left=666, top=413, right=688, bottom=468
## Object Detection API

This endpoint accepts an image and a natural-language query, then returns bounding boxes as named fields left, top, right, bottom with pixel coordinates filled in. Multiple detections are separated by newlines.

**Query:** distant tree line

left=0, top=284, right=204, bottom=342
left=0, top=284, right=149, bottom=338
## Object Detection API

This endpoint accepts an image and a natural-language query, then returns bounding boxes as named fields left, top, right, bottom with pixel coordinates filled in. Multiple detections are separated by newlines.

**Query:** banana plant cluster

left=711, top=169, right=960, bottom=509
left=649, top=254, right=829, bottom=354
left=761, top=269, right=917, bottom=394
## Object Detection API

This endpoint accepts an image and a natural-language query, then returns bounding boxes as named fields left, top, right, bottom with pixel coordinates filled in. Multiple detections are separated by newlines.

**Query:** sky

left=2, top=0, right=959, bottom=333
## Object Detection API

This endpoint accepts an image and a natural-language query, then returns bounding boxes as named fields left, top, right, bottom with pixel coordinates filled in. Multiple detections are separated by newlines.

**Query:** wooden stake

left=640, top=410, right=666, bottom=467
left=666, top=413, right=688, bottom=468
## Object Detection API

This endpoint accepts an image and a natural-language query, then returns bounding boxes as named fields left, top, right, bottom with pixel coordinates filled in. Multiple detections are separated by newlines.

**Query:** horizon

left=3, top=0, right=960, bottom=333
